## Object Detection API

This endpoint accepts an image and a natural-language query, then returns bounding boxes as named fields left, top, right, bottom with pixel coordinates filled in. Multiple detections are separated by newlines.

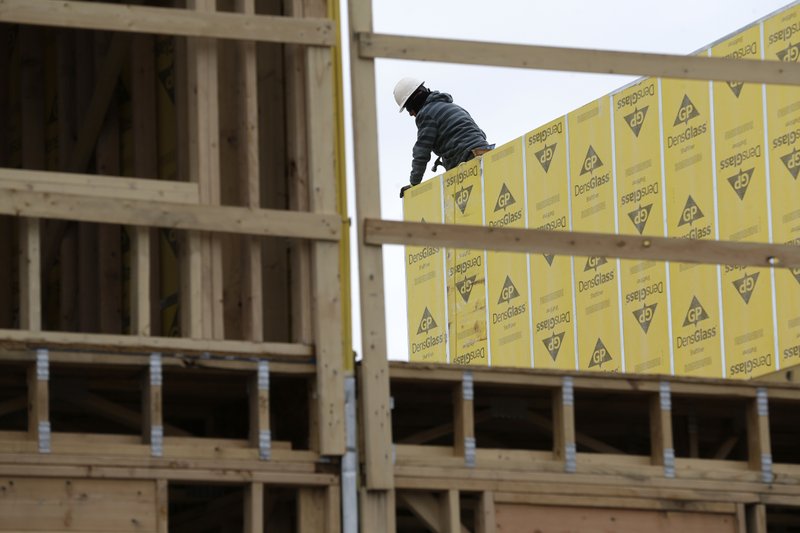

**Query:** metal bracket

left=259, top=429, right=271, bottom=461
left=149, top=353, right=162, bottom=386
left=38, top=421, right=51, bottom=454
left=462, top=371, right=474, bottom=401
left=663, top=447, right=675, bottom=478
left=258, top=360, right=270, bottom=391
left=36, top=348, right=49, bottom=381
left=564, top=442, right=576, bottom=473
left=151, top=425, right=164, bottom=457
left=562, top=376, right=574, bottom=406
left=659, top=381, right=671, bottom=411
left=756, top=388, right=768, bottom=417
left=464, top=436, right=476, bottom=468
left=761, top=453, right=774, bottom=484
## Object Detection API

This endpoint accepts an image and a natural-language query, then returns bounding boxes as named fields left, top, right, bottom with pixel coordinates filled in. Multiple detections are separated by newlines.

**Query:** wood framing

left=0, top=0, right=335, bottom=46
left=357, top=32, right=800, bottom=85
left=364, top=219, right=800, bottom=269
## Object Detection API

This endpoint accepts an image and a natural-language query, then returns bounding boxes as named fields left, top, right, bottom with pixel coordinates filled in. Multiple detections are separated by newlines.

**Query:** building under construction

left=1, top=0, right=800, bottom=531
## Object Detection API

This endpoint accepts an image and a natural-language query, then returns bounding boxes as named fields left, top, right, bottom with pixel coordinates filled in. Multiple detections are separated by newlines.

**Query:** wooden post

left=746, top=503, right=767, bottom=533
left=131, top=34, right=158, bottom=336
left=186, top=0, right=224, bottom=340
left=142, top=353, right=163, bottom=455
left=298, top=488, right=326, bottom=533
left=453, top=372, right=475, bottom=466
left=747, top=388, right=773, bottom=483
left=326, top=484, right=342, bottom=533
left=441, top=490, right=460, bottom=533
left=27, top=349, right=50, bottom=453
left=360, top=489, right=396, bottom=533
left=249, top=361, right=271, bottom=460
left=244, top=483, right=263, bottom=533
left=475, top=492, right=496, bottom=533
left=19, top=26, right=44, bottom=333
left=650, top=381, right=675, bottom=477
left=348, top=0, right=393, bottom=492
left=552, top=377, right=576, bottom=472
left=156, top=479, right=169, bottom=533
left=305, top=45, right=345, bottom=456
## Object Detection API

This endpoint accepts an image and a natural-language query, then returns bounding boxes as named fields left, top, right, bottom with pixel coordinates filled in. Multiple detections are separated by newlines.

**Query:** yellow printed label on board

left=484, top=139, right=532, bottom=368
left=765, top=6, right=800, bottom=372
left=404, top=177, right=448, bottom=363
left=712, top=28, right=776, bottom=378
left=526, top=117, right=577, bottom=370
left=613, top=80, right=671, bottom=375
left=444, top=159, right=489, bottom=366
left=568, top=98, right=622, bottom=373
left=662, top=76, right=724, bottom=378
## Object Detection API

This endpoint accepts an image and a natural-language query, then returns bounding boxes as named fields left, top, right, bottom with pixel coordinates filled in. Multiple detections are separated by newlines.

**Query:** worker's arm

left=410, top=114, right=437, bottom=185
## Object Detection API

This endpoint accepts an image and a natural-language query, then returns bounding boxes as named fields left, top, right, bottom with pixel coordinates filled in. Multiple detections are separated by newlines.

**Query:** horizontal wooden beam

left=0, top=0, right=335, bottom=46
left=364, top=219, right=800, bottom=269
left=0, top=329, right=312, bottom=358
left=0, top=189, right=341, bottom=241
left=1, top=168, right=200, bottom=204
left=357, top=33, right=800, bottom=86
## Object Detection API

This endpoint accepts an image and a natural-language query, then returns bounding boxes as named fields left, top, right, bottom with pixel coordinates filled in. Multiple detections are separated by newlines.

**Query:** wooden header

left=0, top=0, right=336, bottom=46
left=357, top=32, right=800, bottom=86
left=364, top=218, right=800, bottom=269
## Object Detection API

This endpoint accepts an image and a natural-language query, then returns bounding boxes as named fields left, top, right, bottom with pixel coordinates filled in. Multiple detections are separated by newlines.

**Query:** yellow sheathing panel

left=484, top=139, right=532, bottom=368
left=613, top=80, right=671, bottom=375
left=569, top=98, right=622, bottom=373
left=712, top=26, right=776, bottom=379
left=662, top=76, right=724, bottom=378
left=404, top=177, right=447, bottom=363
left=444, top=159, right=489, bottom=366
left=525, top=117, right=577, bottom=370
left=764, top=6, right=800, bottom=371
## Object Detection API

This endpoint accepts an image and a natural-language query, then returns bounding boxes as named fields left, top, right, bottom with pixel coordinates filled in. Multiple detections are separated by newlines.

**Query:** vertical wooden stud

left=360, top=489, right=396, bottom=533
left=299, top=488, right=326, bottom=533
left=746, top=503, right=767, bottom=533
left=453, top=372, right=475, bottom=466
left=249, top=361, right=271, bottom=460
left=244, top=482, right=264, bottom=533
left=475, top=492, right=496, bottom=533
left=552, top=377, right=576, bottom=472
left=747, top=388, right=773, bottom=483
left=326, top=484, right=342, bottom=533
left=143, top=353, right=163, bottom=456
left=348, top=0, right=393, bottom=492
left=305, top=45, right=345, bottom=456
left=650, top=381, right=675, bottom=477
left=441, top=490, right=460, bottom=533
left=735, top=503, right=747, bottom=533
left=156, top=479, right=169, bottom=533
left=27, top=349, right=50, bottom=453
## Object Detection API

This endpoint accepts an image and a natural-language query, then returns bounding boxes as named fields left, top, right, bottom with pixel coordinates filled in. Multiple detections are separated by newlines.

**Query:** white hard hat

left=393, top=77, right=424, bottom=113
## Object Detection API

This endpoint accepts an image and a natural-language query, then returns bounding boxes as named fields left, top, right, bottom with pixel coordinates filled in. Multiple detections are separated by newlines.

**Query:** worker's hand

left=400, top=185, right=413, bottom=198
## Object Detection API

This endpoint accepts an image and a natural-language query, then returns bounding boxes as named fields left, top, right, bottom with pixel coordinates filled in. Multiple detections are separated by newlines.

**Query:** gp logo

left=777, top=42, right=800, bottom=62
left=543, top=331, right=566, bottom=361
left=454, top=185, right=473, bottom=215
left=674, top=94, right=700, bottom=126
left=632, top=302, right=658, bottom=333
left=683, top=296, right=710, bottom=327
left=584, top=256, right=608, bottom=272
left=417, top=307, right=438, bottom=335
left=536, top=143, right=557, bottom=173
left=678, top=196, right=704, bottom=227
left=624, top=106, right=648, bottom=137
left=497, top=275, right=521, bottom=305
left=781, top=147, right=800, bottom=180
left=727, top=80, right=744, bottom=98
left=456, top=275, right=477, bottom=303
left=589, top=338, right=613, bottom=368
left=627, top=203, right=653, bottom=234
left=494, top=183, right=517, bottom=212
left=543, top=253, right=555, bottom=266
left=580, top=145, right=603, bottom=175
left=727, top=167, right=754, bottom=200
left=792, top=267, right=800, bottom=286
left=732, top=271, right=759, bottom=304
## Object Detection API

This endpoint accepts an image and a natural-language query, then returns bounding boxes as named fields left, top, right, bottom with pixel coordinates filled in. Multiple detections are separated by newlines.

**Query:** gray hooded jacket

left=410, top=91, right=488, bottom=185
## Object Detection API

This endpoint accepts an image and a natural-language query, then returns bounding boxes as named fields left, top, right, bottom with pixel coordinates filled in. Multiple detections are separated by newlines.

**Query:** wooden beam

left=0, top=0, right=335, bottom=46
left=475, top=492, right=496, bottom=533
left=747, top=504, right=767, bottom=533
left=27, top=354, right=49, bottom=452
left=244, top=482, right=263, bottom=533
left=441, top=490, right=463, bottom=533
left=349, top=0, right=393, bottom=491
left=236, top=0, right=263, bottom=343
left=364, top=219, right=800, bottom=270
left=552, top=378, right=575, bottom=471
left=650, top=383, right=674, bottom=477
left=156, top=479, right=169, bottom=533
left=399, top=492, right=442, bottom=532
left=0, top=328, right=312, bottom=357
left=0, top=188, right=341, bottom=241
left=19, top=221, right=41, bottom=331
left=360, top=489, right=396, bottom=533
left=298, top=488, right=326, bottom=533
left=306, top=45, right=345, bottom=456
left=357, top=32, right=800, bottom=85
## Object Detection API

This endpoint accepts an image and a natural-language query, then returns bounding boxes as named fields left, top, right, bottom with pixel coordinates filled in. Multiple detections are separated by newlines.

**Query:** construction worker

left=395, top=77, right=493, bottom=198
